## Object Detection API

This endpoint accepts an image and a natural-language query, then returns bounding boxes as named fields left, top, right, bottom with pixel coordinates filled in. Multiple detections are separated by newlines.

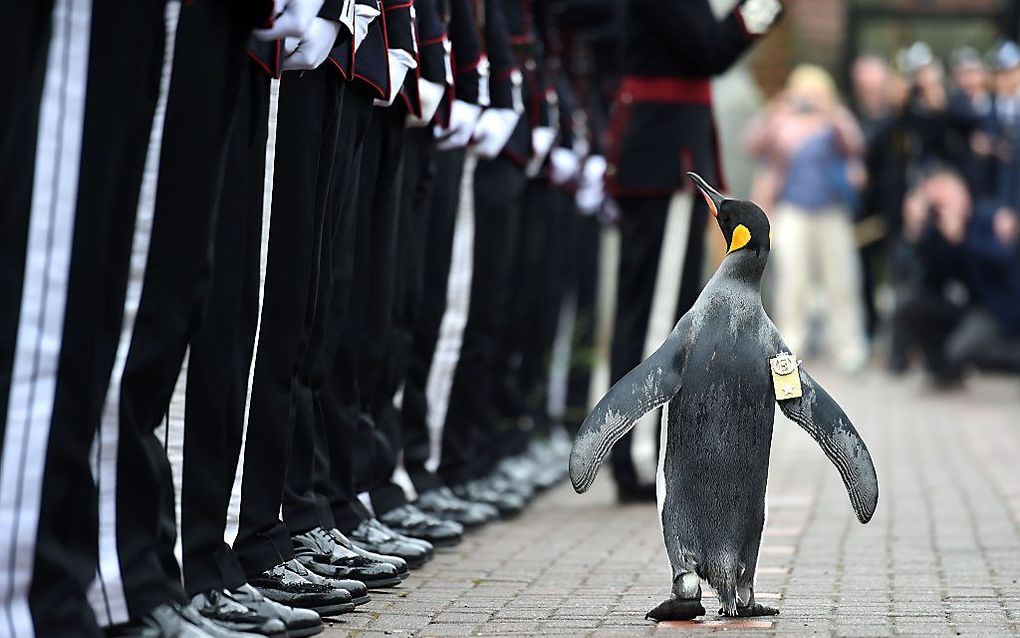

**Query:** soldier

left=603, top=0, right=782, bottom=502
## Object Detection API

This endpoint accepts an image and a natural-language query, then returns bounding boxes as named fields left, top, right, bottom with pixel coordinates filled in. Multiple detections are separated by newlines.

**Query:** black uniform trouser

left=402, top=149, right=469, bottom=493
left=564, top=212, right=601, bottom=431
left=364, top=127, right=438, bottom=514
left=343, top=107, right=409, bottom=500
left=0, top=2, right=165, bottom=634
left=609, top=193, right=708, bottom=491
left=438, top=156, right=527, bottom=486
left=179, top=63, right=271, bottom=597
left=90, top=0, right=251, bottom=625
left=282, top=80, right=375, bottom=536
left=499, top=182, right=573, bottom=434
left=234, top=68, right=342, bottom=577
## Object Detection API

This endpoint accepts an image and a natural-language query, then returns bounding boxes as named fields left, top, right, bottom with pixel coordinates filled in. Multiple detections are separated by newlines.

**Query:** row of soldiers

left=2, top=0, right=616, bottom=636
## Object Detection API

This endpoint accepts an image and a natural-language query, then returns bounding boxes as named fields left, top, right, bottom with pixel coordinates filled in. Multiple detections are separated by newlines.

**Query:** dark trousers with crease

left=0, top=1, right=166, bottom=633
left=179, top=62, right=271, bottom=597
left=363, top=127, right=438, bottom=514
left=401, top=148, right=469, bottom=493
left=609, top=193, right=708, bottom=492
left=282, top=81, right=375, bottom=536
left=234, top=68, right=341, bottom=577
left=438, top=156, right=527, bottom=486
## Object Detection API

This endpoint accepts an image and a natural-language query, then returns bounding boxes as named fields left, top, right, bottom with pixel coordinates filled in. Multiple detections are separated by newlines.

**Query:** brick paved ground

left=326, top=368, right=1020, bottom=637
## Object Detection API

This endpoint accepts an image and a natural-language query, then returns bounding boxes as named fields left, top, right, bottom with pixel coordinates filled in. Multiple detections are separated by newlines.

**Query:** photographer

left=897, top=169, right=1020, bottom=387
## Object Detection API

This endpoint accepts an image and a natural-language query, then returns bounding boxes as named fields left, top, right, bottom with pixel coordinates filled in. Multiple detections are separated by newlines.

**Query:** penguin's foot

left=718, top=603, right=780, bottom=617
left=645, top=598, right=706, bottom=622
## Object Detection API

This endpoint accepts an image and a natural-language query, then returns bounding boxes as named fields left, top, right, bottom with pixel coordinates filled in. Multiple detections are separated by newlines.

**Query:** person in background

left=897, top=169, right=1020, bottom=387
left=851, top=54, right=895, bottom=340
left=948, top=47, right=992, bottom=194
left=745, top=64, right=869, bottom=371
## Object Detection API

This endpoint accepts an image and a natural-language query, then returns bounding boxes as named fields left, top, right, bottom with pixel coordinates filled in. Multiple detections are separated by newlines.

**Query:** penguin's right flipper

left=569, top=332, right=685, bottom=493
left=778, top=369, right=879, bottom=523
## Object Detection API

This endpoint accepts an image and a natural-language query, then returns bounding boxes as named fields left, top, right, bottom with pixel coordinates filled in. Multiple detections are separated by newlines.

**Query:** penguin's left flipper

left=778, top=369, right=879, bottom=524
left=718, top=603, right=780, bottom=617
left=570, top=326, right=687, bottom=493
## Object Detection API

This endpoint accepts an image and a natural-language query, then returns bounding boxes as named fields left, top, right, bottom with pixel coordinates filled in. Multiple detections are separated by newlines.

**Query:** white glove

left=471, top=108, right=520, bottom=159
left=255, top=0, right=324, bottom=41
left=525, top=126, right=556, bottom=177
left=354, top=2, right=381, bottom=51
left=373, top=49, right=418, bottom=107
left=739, top=0, right=782, bottom=35
left=576, top=155, right=607, bottom=215
left=407, top=78, right=447, bottom=128
left=435, top=100, right=483, bottom=150
left=283, top=19, right=342, bottom=71
left=549, top=147, right=580, bottom=185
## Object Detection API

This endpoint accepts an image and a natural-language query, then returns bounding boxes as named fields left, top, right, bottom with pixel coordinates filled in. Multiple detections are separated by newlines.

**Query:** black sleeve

left=449, top=0, right=482, bottom=103
left=383, top=0, right=417, bottom=55
left=637, top=0, right=764, bottom=76
left=416, top=0, right=449, bottom=83
left=485, top=0, right=520, bottom=109
left=319, top=0, right=345, bottom=20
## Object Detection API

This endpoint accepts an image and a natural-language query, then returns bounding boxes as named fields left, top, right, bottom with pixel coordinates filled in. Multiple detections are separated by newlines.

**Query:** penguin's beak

left=687, top=172, right=724, bottom=218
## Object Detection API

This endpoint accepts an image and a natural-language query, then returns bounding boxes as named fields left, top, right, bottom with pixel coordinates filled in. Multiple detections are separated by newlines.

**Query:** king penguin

left=569, top=173, right=879, bottom=621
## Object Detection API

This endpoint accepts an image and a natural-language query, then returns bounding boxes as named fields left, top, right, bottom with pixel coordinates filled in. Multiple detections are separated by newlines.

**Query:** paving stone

left=325, top=371, right=1020, bottom=637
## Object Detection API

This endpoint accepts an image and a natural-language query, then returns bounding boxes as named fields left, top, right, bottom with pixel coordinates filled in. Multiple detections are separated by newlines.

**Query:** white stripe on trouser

left=86, top=1, right=181, bottom=626
left=164, top=350, right=189, bottom=571
left=225, top=78, right=281, bottom=546
left=423, top=152, right=478, bottom=473
left=587, top=225, right=619, bottom=409
left=630, top=191, right=692, bottom=485
left=546, top=291, right=577, bottom=422
left=0, top=1, right=90, bottom=635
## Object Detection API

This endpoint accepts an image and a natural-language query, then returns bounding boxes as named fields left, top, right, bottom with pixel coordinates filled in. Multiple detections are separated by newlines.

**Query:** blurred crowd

left=744, top=41, right=1020, bottom=387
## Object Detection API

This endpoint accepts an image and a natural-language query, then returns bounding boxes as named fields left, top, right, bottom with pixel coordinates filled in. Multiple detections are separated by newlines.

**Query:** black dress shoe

left=348, top=518, right=432, bottom=568
left=368, top=519, right=436, bottom=557
left=378, top=504, right=464, bottom=547
left=484, top=472, right=534, bottom=502
left=248, top=562, right=354, bottom=617
left=287, top=559, right=372, bottom=604
left=415, top=487, right=497, bottom=529
left=104, top=602, right=237, bottom=638
left=230, top=585, right=323, bottom=638
left=190, top=590, right=287, bottom=638
left=326, top=528, right=410, bottom=579
left=292, top=527, right=402, bottom=588
left=451, top=480, right=525, bottom=518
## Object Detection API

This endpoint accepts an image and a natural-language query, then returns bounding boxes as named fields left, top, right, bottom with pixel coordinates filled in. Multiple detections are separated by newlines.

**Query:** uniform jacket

left=446, top=0, right=483, bottom=105
left=605, top=0, right=767, bottom=197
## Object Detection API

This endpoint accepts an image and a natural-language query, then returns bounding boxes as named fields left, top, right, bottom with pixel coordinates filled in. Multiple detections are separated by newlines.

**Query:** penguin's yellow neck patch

left=728, top=224, right=751, bottom=254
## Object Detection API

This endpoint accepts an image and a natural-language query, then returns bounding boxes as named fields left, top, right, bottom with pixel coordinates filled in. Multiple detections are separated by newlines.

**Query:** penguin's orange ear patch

left=728, top=224, right=751, bottom=254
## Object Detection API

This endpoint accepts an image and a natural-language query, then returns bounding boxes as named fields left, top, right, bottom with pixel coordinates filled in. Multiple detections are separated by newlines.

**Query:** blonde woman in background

left=746, top=64, right=869, bottom=371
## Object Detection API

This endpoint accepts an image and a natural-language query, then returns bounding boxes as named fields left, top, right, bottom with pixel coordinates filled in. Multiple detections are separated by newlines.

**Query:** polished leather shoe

left=105, top=602, right=241, bottom=638
left=190, top=590, right=286, bottom=638
left=287, top=559, right=371, bottom=604
left=249, top=562, right=354, bottom=617
left=369, top=519, right=436, bottom=556
left=415, top=487, right=498, bottom=529
left=378, top=504, right=464, bottom=547
left=484, top=471, right=534, bottom=503
left=348, top=518, right=431, bottom=568
left=230, top=584, right=323, bottom=638
left=451, top=480, right=525, bottom=518
left=326, top=528, right=410, bottom=579
left=293, top=527, right=402, bottom=588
